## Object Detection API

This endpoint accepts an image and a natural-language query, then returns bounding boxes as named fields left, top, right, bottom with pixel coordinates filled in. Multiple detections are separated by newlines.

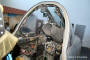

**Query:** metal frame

left=13, top=1, right=70, bottom=60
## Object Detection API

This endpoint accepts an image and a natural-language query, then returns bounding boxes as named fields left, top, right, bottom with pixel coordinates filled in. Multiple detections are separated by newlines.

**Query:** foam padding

left=0, top=30, right=18, bottom=59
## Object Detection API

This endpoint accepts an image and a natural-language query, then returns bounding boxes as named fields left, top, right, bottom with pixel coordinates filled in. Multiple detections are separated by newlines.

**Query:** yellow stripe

left=0, top=4, right=3, bottom=13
